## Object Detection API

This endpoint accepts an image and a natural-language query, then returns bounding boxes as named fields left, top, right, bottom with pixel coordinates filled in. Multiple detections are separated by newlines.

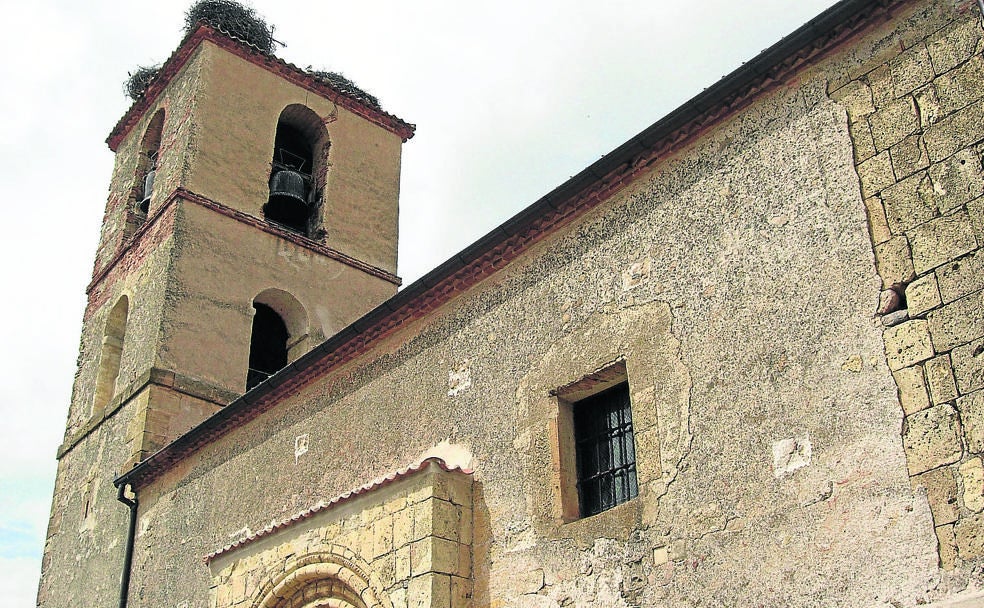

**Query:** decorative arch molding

left=251, top=549, right=391, bottom=608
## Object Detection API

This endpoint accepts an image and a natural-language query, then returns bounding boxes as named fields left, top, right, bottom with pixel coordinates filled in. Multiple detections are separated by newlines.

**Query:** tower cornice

left=86, top=186, right=402, bottom=299
left=107, top=24, right=415, bottom=152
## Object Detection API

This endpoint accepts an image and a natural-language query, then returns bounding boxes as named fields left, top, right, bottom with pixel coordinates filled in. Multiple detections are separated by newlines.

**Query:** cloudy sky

left=0, top=0, right=838, bottom=603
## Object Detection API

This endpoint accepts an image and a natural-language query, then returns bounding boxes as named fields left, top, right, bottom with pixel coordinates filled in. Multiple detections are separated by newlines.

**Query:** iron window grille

left=573, top=382, right=638, bottom=516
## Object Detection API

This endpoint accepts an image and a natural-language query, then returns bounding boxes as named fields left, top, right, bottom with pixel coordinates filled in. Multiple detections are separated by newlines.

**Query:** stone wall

left=124, top=4, right=969, bottom=603
left=829, top=0, right=984, bottom=568
left=41, top=2, right=984, bottom=607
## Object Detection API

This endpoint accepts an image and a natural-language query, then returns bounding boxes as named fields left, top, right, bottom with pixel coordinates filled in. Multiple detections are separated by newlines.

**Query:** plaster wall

left=158, top=199, right=399, bottom=396
left=189, top=42, right=404, bottom=273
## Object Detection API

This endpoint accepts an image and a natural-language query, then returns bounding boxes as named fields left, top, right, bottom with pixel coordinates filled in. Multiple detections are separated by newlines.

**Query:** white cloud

left=0, top=556, right=42, bottom=606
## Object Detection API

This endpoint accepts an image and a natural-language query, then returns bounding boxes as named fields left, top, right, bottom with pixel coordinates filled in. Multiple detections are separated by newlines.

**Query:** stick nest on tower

left=184, top=0, right=275, bottom=54
left=124, top=65, right=163, bottom=101
left=308, top=70, right=381, bottom=110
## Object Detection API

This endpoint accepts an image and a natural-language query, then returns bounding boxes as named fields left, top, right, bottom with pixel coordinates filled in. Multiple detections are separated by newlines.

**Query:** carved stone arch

left=250, top=550, right=391, bottom=608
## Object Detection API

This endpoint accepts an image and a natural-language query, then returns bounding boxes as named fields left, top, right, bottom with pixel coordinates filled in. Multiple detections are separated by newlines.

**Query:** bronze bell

left=268, top=169, right=308, bottom=204
left=265, top=169, right=311, bottom=232
left=139, top=169, right=156, bottom=214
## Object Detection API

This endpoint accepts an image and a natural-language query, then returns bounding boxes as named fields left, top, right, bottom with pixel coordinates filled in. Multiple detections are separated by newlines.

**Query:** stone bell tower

left=38, top=22, right=413, bottom=607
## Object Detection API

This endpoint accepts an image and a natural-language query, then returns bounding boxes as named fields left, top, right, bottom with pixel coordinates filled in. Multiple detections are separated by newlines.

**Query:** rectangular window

left=572, top=381, right=638, bottom=516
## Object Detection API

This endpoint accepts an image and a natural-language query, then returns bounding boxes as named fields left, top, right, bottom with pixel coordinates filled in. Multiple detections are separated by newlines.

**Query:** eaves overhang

left=115, top=0, right=904, bottom=492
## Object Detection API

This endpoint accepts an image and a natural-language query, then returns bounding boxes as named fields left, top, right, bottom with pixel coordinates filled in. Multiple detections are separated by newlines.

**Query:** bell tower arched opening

left=135, top=110, right=165, bottom=215
left=263, top=104, right=329, bottom=235
left=246, top=289, right=311, bottom=391
left=246, top=303, right=288, bottom=391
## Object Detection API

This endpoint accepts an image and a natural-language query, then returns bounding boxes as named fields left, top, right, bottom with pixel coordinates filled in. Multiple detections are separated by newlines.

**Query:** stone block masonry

left=831, top=6, right=984, bottom=568
left=206, top=460, right=473, bottom=608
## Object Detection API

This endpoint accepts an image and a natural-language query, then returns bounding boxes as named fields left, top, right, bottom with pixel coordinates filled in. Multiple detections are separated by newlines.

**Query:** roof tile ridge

left=202, top=456, right=471, bottom=562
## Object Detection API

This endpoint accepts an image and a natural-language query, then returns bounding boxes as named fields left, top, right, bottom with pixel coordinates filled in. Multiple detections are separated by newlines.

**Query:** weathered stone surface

left=874, top=236, right=916, bottom=288
left=951, top=339, right=984, bottom=395
left=890, top=42, right=935, bottom=98
left=863, top=196, right=893, bottom=245
left=928, top=148, right=984, bottom=214
left=849, top=119, right=877, bottom=163
left=869, top=96, right=920, bottom=151
left=924, top=97, right=984, bottom=162
left=912, top=465, right=959, bottom=525
left=925, top=355, right=958, bottom=405
left=512, top=594, right=558, bottom=608
left=884, top=319, right=935, bottom=371
left=914, top=84, right=942, bottom=128
left=936, top=249, right=984, bottom=303
left=959, top=458, right=984, bottom=513
left=894, top=364, right=931, bottom=415
left=907, top=210, right=978, bottom=274
left=883, top=171, right=937, bottom=233
left=938, top=523, right=957, bottom=569
left=882, top=309, right=910, bottom=327
left=858, top=150, right=897, bottom=198
left=890, top=134, right=930, bottom=179
left=958, top=390, right=984, bottom=454
left=902, top=404, right=963, bottom=475
left=866, top=63, right=895, bottom=106
left=934, top=55, right=984, bottom=117
left=969, top=196, right=984, bottom=242
left=955, top=512, right=984, bottom=560
left=878, top=288, right=903, bottom=315
left=928, top=290, right=984, bottom=352
left=831, top=78, right=875, bottom=119
left=906, top=272, right=942, bottom=317
left=927, top=18, right=983, bottom=75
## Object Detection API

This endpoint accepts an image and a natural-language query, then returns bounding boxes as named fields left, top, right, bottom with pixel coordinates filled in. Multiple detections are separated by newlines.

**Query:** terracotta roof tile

left=203, top=457, right=471, bottom=562
left=108, top=24, right=414, bottom=151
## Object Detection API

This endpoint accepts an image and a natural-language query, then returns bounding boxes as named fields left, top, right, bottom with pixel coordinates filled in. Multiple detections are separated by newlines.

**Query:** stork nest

left=124, top=65, right=163, bottom=101
left=184, top=0, right=275, bottom=54
left=308, top=70, right=381, bottom=110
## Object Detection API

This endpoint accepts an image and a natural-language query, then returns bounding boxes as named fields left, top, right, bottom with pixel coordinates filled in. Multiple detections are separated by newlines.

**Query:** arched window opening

left=263, top=105, right=329, bottom=235
left=92, top=297, right=129, bottom=414
left=135, top=110, right=165, bottom=216
left=247, top=303, right=289, bottom=390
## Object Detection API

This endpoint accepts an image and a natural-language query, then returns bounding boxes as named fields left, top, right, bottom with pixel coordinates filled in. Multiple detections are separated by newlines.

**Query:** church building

left=38, top=0, right=984, bottom=605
